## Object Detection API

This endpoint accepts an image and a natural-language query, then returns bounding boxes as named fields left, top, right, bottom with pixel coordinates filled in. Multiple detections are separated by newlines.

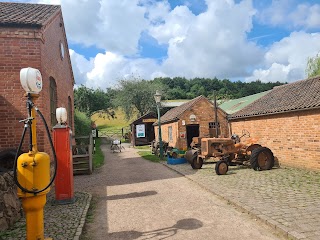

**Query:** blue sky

left=5, top=0, right=320, bottom=88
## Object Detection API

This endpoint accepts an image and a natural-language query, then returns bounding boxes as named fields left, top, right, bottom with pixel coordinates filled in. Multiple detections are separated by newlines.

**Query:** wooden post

left=88, top=134, right=93, bottom=174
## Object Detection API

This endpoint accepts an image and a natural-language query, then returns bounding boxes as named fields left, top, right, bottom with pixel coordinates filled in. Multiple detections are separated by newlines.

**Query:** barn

left=0, top=2, right=75, bottom=155
left=229, top=76, right=320, bottom=170
left=154, top=95, right=229, bottom=150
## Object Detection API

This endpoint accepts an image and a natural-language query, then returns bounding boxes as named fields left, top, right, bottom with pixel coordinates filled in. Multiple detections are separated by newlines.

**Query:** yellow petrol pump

left=13, top=67, right=57, bottom=240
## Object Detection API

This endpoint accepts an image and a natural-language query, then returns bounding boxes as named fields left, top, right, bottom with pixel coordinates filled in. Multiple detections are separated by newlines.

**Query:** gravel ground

left=0, top=191, right=91, bottom=240
left=77, top=139, right=284, bottom=240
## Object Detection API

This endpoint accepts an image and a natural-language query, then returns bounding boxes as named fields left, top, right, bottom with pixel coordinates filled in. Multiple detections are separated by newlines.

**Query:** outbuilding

left=131, top=112, right=157, bottom=146
left=154, top=95, right=229, bottom=150
left=229, top=76, right=320, bottom=170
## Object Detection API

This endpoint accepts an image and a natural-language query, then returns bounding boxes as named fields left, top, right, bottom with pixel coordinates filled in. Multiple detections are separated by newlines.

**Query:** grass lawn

left=93, top=138, right=104, bottom=168
left=137, top=151, right=164, bottom=163
left=134, top=145, right=151, bottom=150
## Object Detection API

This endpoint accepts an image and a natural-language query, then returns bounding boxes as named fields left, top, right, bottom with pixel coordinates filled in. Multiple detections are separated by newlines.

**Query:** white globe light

left=20, top=67, right=42, bottom=94
left=56, top=107, right=68, bottom=124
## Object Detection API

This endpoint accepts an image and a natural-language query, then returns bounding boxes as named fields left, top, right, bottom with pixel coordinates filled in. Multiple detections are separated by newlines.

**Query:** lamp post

left=154, top=90, right=164, bottom=160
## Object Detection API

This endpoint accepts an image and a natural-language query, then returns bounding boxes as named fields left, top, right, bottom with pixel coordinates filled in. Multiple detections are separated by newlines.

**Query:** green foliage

left=137, top=150, right=163, bottom=162
left=153, top=77, right=283, bottom=100
left=112, top=79, right=166, bottom=119
left=306, top=53, right=320, bottom=78
left=93, top=138, right=104, bottom=168
left=74, top=110, right=91, bottom=136
left=74, top=85, right=114, bottom=117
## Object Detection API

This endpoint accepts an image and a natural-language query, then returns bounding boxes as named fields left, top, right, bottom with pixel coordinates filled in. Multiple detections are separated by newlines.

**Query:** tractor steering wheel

left=241, top=129, right=250, bottom=138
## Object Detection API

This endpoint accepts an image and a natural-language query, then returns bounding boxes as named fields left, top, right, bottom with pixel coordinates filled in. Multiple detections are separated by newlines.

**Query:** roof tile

left=0, top=2, right=60, bottom=27
left=230, top=76, right=320, bottom=119
left=157, top=95, right=209, bottom=124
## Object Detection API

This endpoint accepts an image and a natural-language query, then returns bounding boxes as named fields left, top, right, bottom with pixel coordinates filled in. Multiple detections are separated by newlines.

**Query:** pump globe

left=56, top=107, right=67, bottom=124
left=20, top=67, right=43, bottom=94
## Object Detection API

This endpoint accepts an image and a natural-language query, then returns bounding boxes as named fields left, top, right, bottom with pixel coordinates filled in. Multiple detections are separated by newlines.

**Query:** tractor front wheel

left=191, top=156, right=203, bottom=169
left=215, top=160, right=229, bottom=175
left=250, top=147, right=274, bottom=171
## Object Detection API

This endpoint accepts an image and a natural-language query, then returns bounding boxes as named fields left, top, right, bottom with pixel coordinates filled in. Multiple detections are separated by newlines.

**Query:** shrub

left=74, top=110, right=91, bottom=136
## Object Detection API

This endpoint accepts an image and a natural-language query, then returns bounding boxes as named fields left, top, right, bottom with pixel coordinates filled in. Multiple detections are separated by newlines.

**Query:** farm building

left=131, top=112, right=157, bottom=146
left=229, top=76, right=320, bottom=170
left=0, top=2, right=75, bottom=229
left=0, top=2, right=75, bottom=155
left=154, top=96, right=229, bottom=150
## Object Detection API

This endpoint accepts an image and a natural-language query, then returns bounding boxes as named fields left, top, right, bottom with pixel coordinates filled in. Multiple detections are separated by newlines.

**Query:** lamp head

left=154, top=90, right=162, bottom=103
left=20, top=67, right=42, bottom=94
left=56, top=107, right=68, bottom=124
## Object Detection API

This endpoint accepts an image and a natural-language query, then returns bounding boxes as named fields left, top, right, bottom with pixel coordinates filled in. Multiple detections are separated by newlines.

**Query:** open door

left=186, top=124, right=199, bottom=148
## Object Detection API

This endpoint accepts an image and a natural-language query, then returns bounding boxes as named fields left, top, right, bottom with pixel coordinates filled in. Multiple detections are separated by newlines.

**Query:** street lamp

left=154, top=90, right=164, bottom=160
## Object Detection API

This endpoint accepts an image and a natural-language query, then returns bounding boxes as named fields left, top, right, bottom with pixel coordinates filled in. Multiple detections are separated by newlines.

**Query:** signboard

left=142, top=118, right=157, bottom=123
left=180, top=132, right=186, bottom=138
left=136, top=124, right=145, bottom=138
left=92, top=129, right=97, bottom=138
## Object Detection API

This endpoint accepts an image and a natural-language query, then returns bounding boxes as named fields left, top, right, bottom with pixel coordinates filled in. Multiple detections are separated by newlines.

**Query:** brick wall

left=0, top=11, right=74, bottom=155
left=155, top=99, right=229, bottom=150
left=230, top=109, right=320, bottom=170
left=40, top=12, right=75, bottom=154
left=0, top=27, right=42, bottom=151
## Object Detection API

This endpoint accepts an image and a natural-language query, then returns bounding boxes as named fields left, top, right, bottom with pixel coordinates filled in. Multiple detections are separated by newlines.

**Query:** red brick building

left=154, top=96, right=229, bottom=150
left=229, top=76, right=320, bottom=170
left=0, top=2, right=75, bottom=154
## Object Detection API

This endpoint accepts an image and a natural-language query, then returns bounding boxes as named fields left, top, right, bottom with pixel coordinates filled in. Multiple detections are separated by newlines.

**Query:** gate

left=72, top=135, right=93, bottom=175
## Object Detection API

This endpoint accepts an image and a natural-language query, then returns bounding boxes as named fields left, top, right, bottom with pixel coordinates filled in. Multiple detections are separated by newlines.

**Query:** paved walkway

left=79, top=142, right=284, bottom=240
left=163, top=162, right=320, bottom=240
left=0, top=191, right=91, bottom=240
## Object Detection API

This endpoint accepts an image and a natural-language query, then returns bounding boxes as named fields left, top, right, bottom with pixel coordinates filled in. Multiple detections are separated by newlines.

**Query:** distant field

left=91, top=108, right=135, bottom=132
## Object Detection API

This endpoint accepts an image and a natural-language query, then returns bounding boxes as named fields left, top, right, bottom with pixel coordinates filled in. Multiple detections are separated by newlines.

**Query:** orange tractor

left=185, top=130, right=274, bottom=175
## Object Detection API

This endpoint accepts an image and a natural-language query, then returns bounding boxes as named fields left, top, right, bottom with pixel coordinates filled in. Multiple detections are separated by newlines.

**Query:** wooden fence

left=72, top=134, right=93, bottom=175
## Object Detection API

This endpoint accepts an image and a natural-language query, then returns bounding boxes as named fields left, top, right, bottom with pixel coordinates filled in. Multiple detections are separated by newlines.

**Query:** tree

left=306, top=53, right=320, bottom=78
left=112, top=79, right=165, bottom=119
left=74, top=85, right=114, bottom=117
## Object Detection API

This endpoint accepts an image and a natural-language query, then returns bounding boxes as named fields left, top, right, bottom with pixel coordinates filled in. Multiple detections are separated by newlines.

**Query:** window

left=68, top=96, right=72, bottom=128
left=60, top=41, right=65, bottom=59
left=50, top=77, right=57, bottom=126
left=168, top=126, right=173, bottom=142
left=209, top=122, right=220, bottom=128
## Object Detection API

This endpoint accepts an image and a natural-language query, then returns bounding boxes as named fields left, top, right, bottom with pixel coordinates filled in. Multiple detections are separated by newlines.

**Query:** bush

left=74, top=110, right=91, bottom=136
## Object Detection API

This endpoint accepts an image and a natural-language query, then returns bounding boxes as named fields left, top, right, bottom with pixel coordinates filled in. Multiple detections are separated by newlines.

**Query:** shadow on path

left=107, top=218, right=203, bottom=240
left=107, top=190, right=157, bottom=200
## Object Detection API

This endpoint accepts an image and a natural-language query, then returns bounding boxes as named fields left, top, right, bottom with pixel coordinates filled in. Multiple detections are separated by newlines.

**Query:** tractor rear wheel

left=215, top=160, right=228, bottom=175
left=250, top=147, right=274, bottom=171
left=191, top=156, right=203, bottom=169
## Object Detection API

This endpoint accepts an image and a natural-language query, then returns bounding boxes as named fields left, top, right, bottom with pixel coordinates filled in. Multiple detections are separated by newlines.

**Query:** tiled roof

left=155, top=95, right=209, bottom=125
left=230, top=76, right=320, bottom=119
left=0, top=2, right=60, bottom=28
left=130, top=112, right=157, bottom=125
left=219, top=91, right=270, bottom=114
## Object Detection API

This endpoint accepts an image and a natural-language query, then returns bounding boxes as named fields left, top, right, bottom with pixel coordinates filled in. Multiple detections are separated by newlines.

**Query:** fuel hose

left=13, top=103, right=57, bottom=195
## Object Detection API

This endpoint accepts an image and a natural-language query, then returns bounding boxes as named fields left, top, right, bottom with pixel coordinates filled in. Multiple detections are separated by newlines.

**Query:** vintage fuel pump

left=13, top=67, right=57, bottom=240
left=53, top=107, right=74, bottom=204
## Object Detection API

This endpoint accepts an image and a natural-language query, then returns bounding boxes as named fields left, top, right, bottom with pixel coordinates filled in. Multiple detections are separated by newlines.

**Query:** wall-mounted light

left=190, top=114, right=196, bottom=121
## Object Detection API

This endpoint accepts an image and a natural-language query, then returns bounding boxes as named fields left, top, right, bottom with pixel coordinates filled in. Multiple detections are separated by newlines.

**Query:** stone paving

left=163, top=162, right=320, bottom=240
left=0, top=191, right=91, bottom=240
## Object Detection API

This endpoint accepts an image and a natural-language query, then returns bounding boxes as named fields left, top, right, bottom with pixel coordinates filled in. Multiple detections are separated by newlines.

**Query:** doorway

left=186, top=124, right=199, bottom=148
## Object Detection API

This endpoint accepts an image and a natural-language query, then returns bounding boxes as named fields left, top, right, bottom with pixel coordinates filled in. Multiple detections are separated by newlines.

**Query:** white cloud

left=246, top=31, right=320, bottom=83
left=160, top=0, right=263, bottom=79
left=24, top=0, right=320, bottom=88
left=70, top=50, right=161, bottom=88
left=259, top=0, right=320, bottom=30
left=148, top=5, right=195, bottom=45
left=60, top=0, right=147, bottom=55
